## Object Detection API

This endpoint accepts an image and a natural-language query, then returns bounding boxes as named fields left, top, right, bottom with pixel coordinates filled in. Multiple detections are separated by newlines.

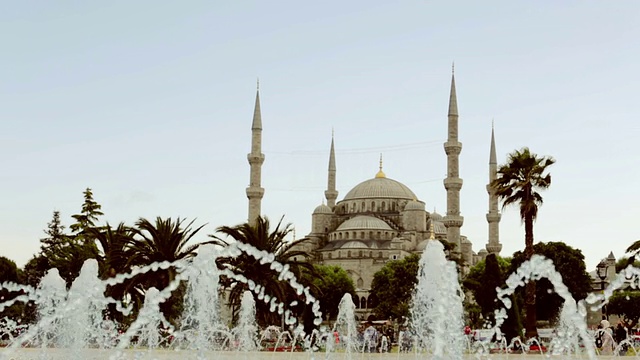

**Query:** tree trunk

left=524, top=214, right=538, bottom=339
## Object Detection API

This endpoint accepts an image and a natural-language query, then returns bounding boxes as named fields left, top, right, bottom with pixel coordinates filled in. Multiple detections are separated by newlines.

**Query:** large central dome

left=343, top=176, right=417, bottom=200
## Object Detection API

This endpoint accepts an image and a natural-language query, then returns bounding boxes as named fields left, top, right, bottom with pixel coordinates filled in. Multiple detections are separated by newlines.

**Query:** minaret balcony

left=247, top=153, right=265, bottom=165
left=486, top=213, right=501, bottom=222
left=443, top=141, right=462, bottom=155
left=443, top=215, right=464, bottom=228
left=443, top=178, right=463, bottom=190
left=486, top=243, right=503, bottom=254
left=245, top=187, right=264, bottom=199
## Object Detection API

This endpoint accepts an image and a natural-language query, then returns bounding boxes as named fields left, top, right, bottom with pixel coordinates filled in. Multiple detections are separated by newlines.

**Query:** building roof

left=404, top=200, right=425, bottom=211
left=336, top=215, right=393, bottom=231
left=343, top=177, right=417, bottom=201
left=313, top=204, right=333, bottom=214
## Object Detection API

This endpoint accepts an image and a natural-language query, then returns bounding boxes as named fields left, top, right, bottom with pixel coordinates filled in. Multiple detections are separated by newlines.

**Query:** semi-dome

left=313, top=204, right=333, bottom=214
left=336, top=215, right=393, bottom=231
left=343, top=177, right=417, bottom=201
left=404, top=200, right=425, bottom=211
left=341, top=241, right=369, bottom=249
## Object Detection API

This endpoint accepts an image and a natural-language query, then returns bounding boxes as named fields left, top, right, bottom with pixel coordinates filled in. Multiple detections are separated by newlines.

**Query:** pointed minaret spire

left=246, top=83, right=265, bottom=226
left=486, top=122, right=502, bottom=255
left=325, top=131, right=338, bottom=208
left=443, top=66, right=464, bottom=257
left=448, top=64, right=458, bottom=117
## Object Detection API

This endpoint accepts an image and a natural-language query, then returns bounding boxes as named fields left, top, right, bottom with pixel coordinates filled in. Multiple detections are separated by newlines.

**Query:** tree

left=491, top=147, right=555, bottom=339
left=86, top=223, right=136, bottom=321
left=463, top=255, right=522, bottom=339
left=608, top=291, right=640, bottom=328
left=40, top=210, right=68, bottom=259
left=308, top=265, right=355, bottom=320
left=0, top=256, right=22, bottom=322
left=212, top=216, right=314, bottom=327
left=127, top=217, right=207, bottom=324
left=370, top=254, right=420, bottom=320
left=624, top=240, right=640, bottom=265
left=70, top=188, right=104, bottom=234
left=510, top=242, right=592, bottom=323
left=39, top=210, right=96, bottom=286
left=615, top=257, right=640, bottom=273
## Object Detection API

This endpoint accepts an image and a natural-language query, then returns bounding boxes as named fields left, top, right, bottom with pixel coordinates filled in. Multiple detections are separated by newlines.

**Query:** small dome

left=461, top=236, right=472, bottom=244
left=478, top=249, right=488, bottom=255
left=313, top=204, right=333, bottom=214
left=336, top=215, right=393, bottom=231
left=428, top=219, right=447, bottom=235
left=429, top=211, right=443, bottom=221
left=343, top=177, right=417, bottom=201
left=404, top=200, right=425, bottom=211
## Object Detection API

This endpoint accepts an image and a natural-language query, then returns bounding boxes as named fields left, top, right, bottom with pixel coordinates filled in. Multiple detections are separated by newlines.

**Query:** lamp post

left=596, top=260, right=609, bottom=320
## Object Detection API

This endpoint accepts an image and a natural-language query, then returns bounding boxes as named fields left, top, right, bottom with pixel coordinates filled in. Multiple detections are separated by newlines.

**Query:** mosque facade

left=244, top=72, right=502, bottom=319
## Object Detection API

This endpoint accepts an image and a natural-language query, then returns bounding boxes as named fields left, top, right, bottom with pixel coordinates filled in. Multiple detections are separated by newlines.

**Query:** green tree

left=491, top=147, right=555, bottom=339
left=212, top=216, right=314, bottom=327
left=510, top=242, right=592, bottom=323
left=39, top=210, right=96, bottom=286
left=0, top=256, right=23, bottom=323
left=70, top=188, right=104, bottom=234
left=624, top=240, right=640, bottom=265
left=615, top=257, right=640, bottom=273
left=309, top=265, right=355, bottom=320
left=40, top=210, right=68, bottom=259
left=128, top=217, right=207, bottom=324
left=370, top=254, right=420, bottom=320
left=86, top=223, right=136, bottom=322
left=608, top=291, right=640, bottom=328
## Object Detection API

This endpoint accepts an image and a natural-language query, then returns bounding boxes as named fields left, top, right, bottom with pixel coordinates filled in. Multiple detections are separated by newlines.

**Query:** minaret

left=324, top=131, right=338, bottom=208
left=443, top=65, right=464, bottom=256
left=246, top=81, right=265, bottom=226
left=485, top=123, right=502, bottom=254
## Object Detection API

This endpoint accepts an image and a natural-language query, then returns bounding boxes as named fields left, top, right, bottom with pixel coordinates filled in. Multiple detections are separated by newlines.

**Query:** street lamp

left=596, top=260, right=608, bottom=290
left=596, top=260, right=609, bottom=320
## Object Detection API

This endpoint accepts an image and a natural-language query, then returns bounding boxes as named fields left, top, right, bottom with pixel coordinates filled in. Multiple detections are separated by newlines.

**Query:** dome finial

left=429, top=222, right=435, bottom=240
left=375, top=153, right=386, bottom=178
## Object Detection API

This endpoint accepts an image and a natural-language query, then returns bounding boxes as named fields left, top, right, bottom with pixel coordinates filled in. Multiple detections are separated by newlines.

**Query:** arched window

left=361, top=231, right=365, bottom=239
left=360, top=297, right=367, bottom=309
left=346, top=232, right=349, bottom=239
left=351, top=203, right=356, bottom=213
left=328, top=253, right=332, bottom=259
left=357, top=278, right=363, bottom=288
left=358, top=250, right=363, bottom=257
left=348, top=250, right=351, bottom=258
left=368, top=294, right=377, bottom=309
left=338, top=251, right=341, bottom=258
left=382, top=201, right=386, bottom=211
left=369, top=231, right=373, bottom=239
left=378, top=251, right=383, bottom=258
left=339, top=233, right=342, bottom=240
left=362, top=201, right=366, bottom=211
left=369, top=251, right=373, bottom=258
left=371, top=201, right=375, bottom=211
left=392, top=202, right=396, bottom=211
left=353, top=294, right=360, bottom=309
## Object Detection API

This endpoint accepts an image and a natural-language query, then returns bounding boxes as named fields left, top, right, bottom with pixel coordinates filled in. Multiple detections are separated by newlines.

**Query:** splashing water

left=410, top=240, right=465, bottom=360
left=331, top=293, right=358, bottom=358
left=235, top=290, right=259, bottom=352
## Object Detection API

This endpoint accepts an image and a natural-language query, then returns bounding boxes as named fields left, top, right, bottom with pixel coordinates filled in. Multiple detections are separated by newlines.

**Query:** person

left=600, top=319, right=614, bottom=355
left=615, top=323, right=628, bottom=355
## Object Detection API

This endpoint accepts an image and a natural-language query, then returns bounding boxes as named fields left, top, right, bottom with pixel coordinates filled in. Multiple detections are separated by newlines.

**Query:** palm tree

left=625, top=240, right=640, bottom=264
left=491, top=147, right=555, bottom=339
left=127, top=217, right=207, bottom=323
left=211, top=216, right=315, bottom=327
left=86, top=222, right=136, bottom=321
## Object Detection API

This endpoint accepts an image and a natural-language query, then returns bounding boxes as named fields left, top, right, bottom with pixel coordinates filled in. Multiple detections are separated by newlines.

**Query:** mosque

left=243, top=71, right=503, bottom=319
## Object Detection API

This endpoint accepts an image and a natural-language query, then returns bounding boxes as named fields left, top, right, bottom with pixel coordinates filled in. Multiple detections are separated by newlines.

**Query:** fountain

left=1, top=239, right=639, bottom=360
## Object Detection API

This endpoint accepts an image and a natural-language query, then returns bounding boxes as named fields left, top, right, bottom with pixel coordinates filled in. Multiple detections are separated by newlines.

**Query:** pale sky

left=1, top=1, right=639, bottom=273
